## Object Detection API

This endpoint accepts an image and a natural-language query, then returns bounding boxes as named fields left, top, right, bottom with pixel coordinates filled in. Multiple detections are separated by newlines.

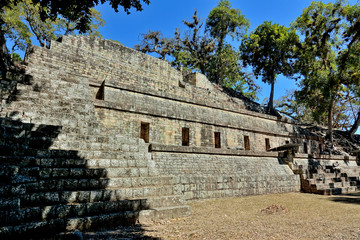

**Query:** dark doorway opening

left=140, top=122, right=149, bottom=143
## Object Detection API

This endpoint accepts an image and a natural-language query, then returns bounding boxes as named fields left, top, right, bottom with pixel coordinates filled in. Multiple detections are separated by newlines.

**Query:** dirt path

left=84, top=192, right=360, bottom=240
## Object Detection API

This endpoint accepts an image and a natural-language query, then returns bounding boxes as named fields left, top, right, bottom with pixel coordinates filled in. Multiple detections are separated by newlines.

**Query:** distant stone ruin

left=0, top=35, right=359, bottom=238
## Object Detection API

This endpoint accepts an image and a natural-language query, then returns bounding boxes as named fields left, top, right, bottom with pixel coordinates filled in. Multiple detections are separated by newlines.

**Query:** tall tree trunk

left=0, top=26, right=10, bottom=79
left=349, top=109, right=360, bottom=140
left=328, top=97, right=334, bottom=154
left=268, top=80, right=275, bottom=111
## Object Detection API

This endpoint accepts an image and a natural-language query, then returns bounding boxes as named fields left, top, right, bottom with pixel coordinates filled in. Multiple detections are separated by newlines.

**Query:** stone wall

left=151, top=148, right=300, bottom=200
left=45, top=35, right=320, bottom=153
left=46, top=35, right=303, bottom=200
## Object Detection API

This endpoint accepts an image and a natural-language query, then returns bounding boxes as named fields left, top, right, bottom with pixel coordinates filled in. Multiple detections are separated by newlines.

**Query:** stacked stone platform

left=291, top=156, right=360, bottom=195
left=152, top=149, right=300, bottom=200
left=0, top=37, right=189, bottom=238
left=301, top=164, right=360, bottom=195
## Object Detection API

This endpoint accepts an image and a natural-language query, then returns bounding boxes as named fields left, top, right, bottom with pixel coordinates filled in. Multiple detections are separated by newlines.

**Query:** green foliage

left=2, top=0, right=105, bottom=49
left=10, top=52, right=22, bottom=61
left=275, top=89, right=360, bottom=130
left=2, top=4, right=32, bottom=53
left=135, top=30, right=174, bottom=61
left=0, top=0, right=149, bottom=79
left=136, top=2, right=258, bottom=100
left=173, top=11, right=215, bottom=74
left=292, top=0, right=360, bottom=139
left=240, top=21, right=299, bottom=110
left=1, top=0, right=150, bottom=33
left=206, top=0, right=249, bottom=49
left=274, top=90, right=315, bottom=123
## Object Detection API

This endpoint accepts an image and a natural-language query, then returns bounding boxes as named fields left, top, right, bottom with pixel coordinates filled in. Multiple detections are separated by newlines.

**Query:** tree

left=136, top=11, right=216, bottom=73
left=136, top=2, right=259, bottom=100
left=206, top=0, right=249, bottom=85
left=0, top=0, right=150, bottom=78
left=274, top=90, right=315, bottom=123
left=206, top=0, right=249, bottom=50
left=275, top=89, right=360, bottom=130
left=3, top=0, right=105, bottom=50
left=173, top=11, right=215, bottom=74
left=240, top=21, right=299, bottom=112
left=292, top=0, right=360, bottom=147
left=135, top=31, right=174, bottom=61
left=2, top=3, right=32, bottom=55
left=340, top=2, right=360, bottom=138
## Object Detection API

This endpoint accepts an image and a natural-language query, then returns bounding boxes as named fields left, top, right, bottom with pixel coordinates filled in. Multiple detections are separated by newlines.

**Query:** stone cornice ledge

left=294, top=153, right=356, bottom=161
left=149, top=144, right=278, bottom=157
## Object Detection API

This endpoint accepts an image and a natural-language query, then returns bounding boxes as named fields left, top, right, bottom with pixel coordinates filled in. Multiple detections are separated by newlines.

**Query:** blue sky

left=95, top=0, right=356, bottom=105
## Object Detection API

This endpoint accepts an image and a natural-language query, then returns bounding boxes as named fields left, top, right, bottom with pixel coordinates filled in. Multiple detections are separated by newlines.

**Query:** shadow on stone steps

left=0, top=117, right=161, bottom=239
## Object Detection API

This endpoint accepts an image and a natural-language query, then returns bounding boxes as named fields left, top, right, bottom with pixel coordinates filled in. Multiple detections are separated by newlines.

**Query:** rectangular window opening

left=182, top=127, right=190, bottom=146
left=96, top=80, right=105, bottom=100
left=285, top=140, right=290, bottom=144
left=214, top=132, right=221, bottom=148
left=265, top=138, right=270, bottom=151
left=304, top=142, right=308, bottom=154
left=140, top=122, right=149, bottom=143
left=244, top=136, right=250, bottom=150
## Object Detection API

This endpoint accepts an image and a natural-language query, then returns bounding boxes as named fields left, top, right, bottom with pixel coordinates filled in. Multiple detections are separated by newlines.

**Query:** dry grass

left=143, top=192, right=360, bottom=240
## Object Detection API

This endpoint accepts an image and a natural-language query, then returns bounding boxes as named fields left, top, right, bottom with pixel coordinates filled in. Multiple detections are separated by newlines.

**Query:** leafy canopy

left=136, top=1, right=258, bottom=100
left=0, top=0, right=149, bottom=78
left=2, top=0, right=105, bottom=50
left=206, top=0, right=249, bottom=48
left=1, top=0, right=149, bottom=33
left=240, top=21, right=299, bottom=110
left=292, top=0, right=360, bottom=140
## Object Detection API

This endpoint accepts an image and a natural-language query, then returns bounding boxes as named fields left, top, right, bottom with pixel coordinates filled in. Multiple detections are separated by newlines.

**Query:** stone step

left=0, top=156, right=151, bottom=170
left=31, top=166, right=148, bottom=180
left=342, top=167, right=360, bottom=174
left=0, top=199, right=145, bottom=226
left=312, top=173, right=337, bottom=179
left=0, top=200, right=188, bottom=237
left=314, top=177, right=344, bottom=184
left=0, top=210, right=143, bottom=238
left=0, top=218, right=65, bottom=239
left=314, top=181, right=351, bottom=190
left=138, top=205, right=190, bottom=223
left=20, top=175, right=177, bottom=193
left=310, top=183, right=358, bottom=195
left=19, top=181, right=181, bottom=205
left=106, top=176, right=177, bottom=188
left=322, top=186, right=358, bottom=195
left=349, top=176, right=360, bottom=182
left=65, top=211, right=139, bottom=232
left=3, top=184, right=185, bottom=209
left=146, top=195, right=186, bottom=209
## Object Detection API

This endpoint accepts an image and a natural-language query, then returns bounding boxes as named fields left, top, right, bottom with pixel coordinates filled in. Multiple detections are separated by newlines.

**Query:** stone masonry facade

left=0, top=35, right=359, bottom=238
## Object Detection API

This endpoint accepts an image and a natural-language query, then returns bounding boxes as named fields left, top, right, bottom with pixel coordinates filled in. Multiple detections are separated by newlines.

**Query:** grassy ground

left=84, top=192, right=360, bottom=240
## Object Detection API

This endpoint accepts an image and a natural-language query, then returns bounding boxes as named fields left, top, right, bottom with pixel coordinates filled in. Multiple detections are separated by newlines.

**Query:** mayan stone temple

left=1, top=35, right=359, bottom=238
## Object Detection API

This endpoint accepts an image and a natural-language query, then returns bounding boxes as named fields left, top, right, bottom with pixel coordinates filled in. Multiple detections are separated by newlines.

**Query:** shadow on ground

left=81, top=225, right=161, bottom=240
left=329, top=192, right=360, bottom=205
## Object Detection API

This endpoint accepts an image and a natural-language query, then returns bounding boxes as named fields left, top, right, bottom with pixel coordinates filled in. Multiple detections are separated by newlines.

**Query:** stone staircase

left=0, top=39, right=189, bottom=238
left=301, top=164, right=360, bottom=195
left=0, top=117, right=188, bottom=238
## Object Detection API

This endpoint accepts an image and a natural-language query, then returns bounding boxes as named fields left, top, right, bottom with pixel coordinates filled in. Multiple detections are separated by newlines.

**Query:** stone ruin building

left=0, top=35, right=359, bottom=238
